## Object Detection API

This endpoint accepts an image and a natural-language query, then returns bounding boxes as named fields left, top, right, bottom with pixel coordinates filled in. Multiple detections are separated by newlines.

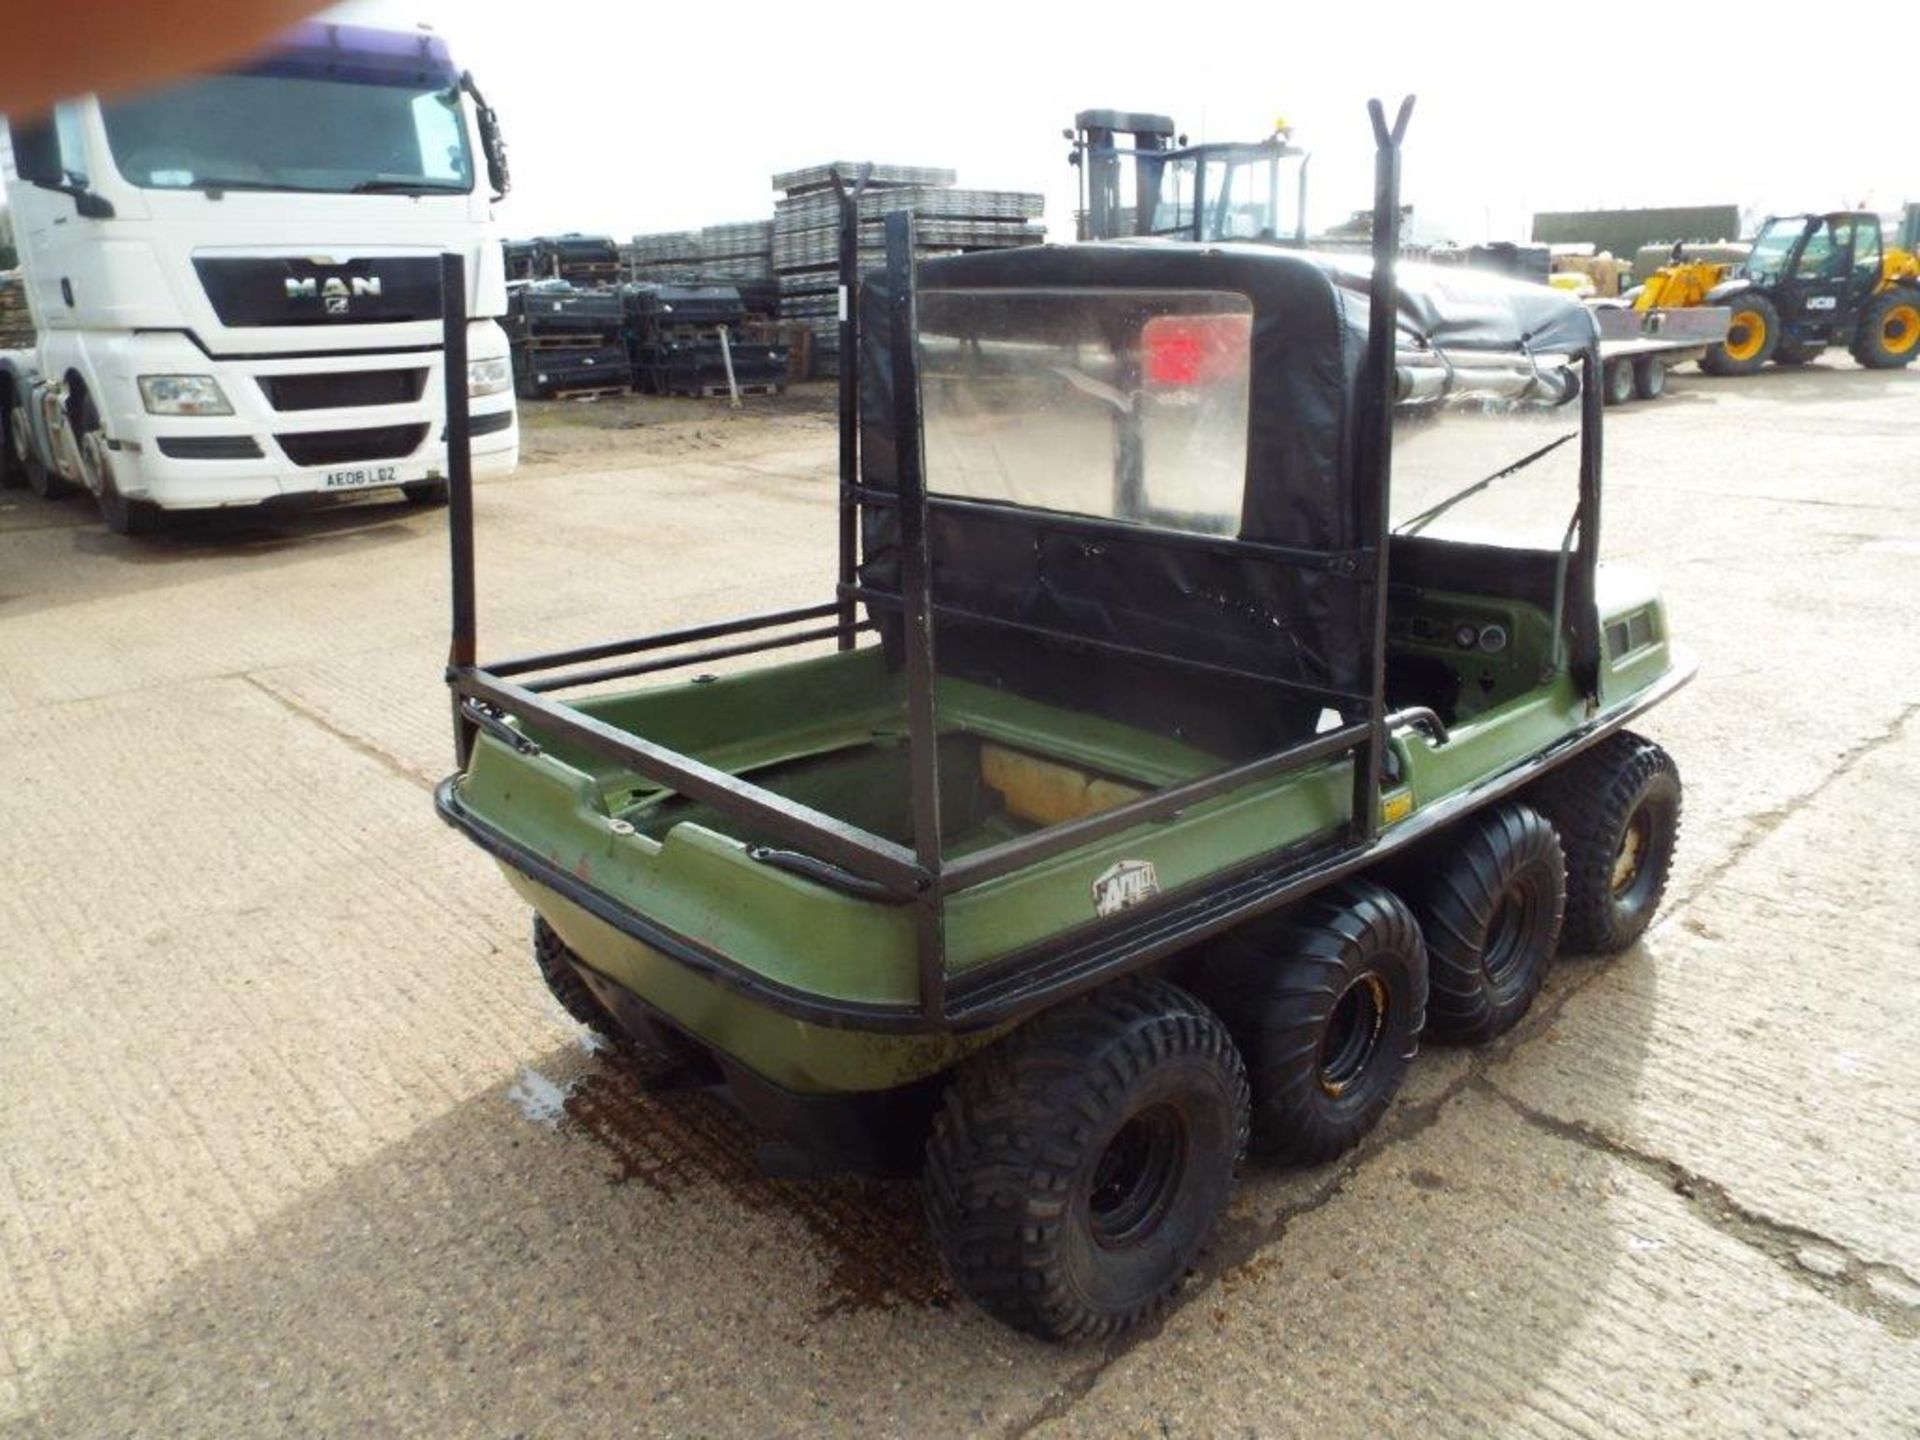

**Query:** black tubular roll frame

left=439, top=100, right=1510, bottom=1031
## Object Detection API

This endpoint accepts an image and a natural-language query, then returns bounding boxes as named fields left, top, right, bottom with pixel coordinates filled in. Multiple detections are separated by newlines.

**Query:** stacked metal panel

left=624, top=283, right=789, bottom=397
left=0, top=272, right=33, bottom=350
left=696, top=221, right=774, bottom=281
left=627, top=222, right=773, bottom=283
left=507, top=282, right=629, bottom=399
left=502, top=240, right=541, bottom=282
left=626, top=230, right=703, bottom=277
left=506, top=235, right=624, bottom=286
left=533, top=235, right=622, bottom=286
left=771, top=167, right=1044, bottom=377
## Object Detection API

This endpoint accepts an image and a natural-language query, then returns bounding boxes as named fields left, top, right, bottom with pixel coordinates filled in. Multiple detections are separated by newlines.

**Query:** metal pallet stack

left=0, top=272, right=33, bottom=350
left=506, top=282, right=628, bottom=399
left=502, top=239, right=541, bottom=282
left=625, top=230, right=704, bottom=282
left=538, top=234, right=623, bottom=287
left=623, top=282, right=788, bottom=398
left=692, top=221, right=774, bottom=282
left=626, top=221, right=773, bottom=284
left=771, top=164, right=1045, bottom=377
left=503, top=235, right=624, bottom=286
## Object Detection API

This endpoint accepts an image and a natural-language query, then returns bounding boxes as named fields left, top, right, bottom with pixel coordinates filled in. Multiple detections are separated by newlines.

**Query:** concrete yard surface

left=1, top=365, right=1917, bottom=1437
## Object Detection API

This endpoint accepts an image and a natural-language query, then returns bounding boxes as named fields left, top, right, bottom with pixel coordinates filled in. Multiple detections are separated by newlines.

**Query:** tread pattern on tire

left=532, top=915, right=692, bottom=1076
left=1415, top=803, right=1565, bottom=1045
left=1530, top=731, right=1682, bottom=954
left=533, top=914, right=623, bottom=1038
left=1851, top=288, right=1920, bottom=370
left=1188, top=880, right=1426, bottom=1166
left=922, top=977, right=1249, bottom=1341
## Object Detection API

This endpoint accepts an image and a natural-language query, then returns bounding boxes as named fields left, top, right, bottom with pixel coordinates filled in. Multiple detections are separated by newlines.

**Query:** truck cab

left=0, top=19, right=518, bottom=532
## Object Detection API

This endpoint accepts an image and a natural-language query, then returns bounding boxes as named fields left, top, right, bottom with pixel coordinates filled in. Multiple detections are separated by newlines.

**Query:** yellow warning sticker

left=1381, top=791, right=1415, bottom=824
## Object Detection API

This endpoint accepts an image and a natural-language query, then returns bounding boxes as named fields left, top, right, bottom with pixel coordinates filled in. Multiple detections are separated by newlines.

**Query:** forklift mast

left=1068, top=109, right=1180, bottom=242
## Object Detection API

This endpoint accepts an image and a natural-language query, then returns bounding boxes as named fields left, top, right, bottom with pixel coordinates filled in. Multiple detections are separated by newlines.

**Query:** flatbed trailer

left=1591, top=302, right=1731, bottom=403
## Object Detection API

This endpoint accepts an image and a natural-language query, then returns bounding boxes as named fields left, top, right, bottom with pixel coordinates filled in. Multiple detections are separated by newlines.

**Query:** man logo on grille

left=285, top=274, right=382, bottom=315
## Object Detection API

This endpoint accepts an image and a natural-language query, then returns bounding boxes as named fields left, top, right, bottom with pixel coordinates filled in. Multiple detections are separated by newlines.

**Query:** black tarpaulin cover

left=858, top=243, right=1596, bottom=753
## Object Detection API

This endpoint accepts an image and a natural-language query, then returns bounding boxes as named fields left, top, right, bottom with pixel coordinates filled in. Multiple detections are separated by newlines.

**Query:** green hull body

left=450, top=567, right=1682, bottom=1096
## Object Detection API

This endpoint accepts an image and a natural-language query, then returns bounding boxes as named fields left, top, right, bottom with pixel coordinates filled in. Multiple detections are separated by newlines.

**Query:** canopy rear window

left=919, top=288, right=1253, bottom=537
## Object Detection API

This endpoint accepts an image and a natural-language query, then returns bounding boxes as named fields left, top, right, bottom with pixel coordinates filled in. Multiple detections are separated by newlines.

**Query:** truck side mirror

left=8, top=117, right=62, bottom=184
left=461, top=71, right=511, bottom=201
left=10, top=115, right=116, bottom=218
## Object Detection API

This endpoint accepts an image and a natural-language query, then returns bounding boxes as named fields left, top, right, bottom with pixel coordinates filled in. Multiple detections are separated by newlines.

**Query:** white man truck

left=0, top=19, right=518, bottom=534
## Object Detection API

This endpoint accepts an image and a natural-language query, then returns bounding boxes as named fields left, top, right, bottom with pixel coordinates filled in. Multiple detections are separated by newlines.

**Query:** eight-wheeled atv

left=435, top=99, right=1693, bottom=1341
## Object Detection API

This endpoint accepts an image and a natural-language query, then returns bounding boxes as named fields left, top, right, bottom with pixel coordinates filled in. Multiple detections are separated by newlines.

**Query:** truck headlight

left=468, top=358, right=512, bottom=398
left=138, top=375, right=234, bottom=416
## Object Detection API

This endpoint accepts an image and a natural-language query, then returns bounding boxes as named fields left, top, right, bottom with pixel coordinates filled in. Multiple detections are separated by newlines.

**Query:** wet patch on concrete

left=506, top=1067, right=574, bottom=1127
left=561, top=1054, right=954, bottom=1318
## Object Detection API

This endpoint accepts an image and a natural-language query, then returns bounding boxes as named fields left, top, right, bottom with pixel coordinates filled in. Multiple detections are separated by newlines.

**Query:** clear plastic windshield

left=919, top=288, right=1254, bottom=537
left=1389, top=361, right=1585, bottom=551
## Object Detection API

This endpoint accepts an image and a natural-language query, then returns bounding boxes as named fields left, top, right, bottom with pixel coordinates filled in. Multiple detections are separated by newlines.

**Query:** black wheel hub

left=1318, top=973, right=1388, bottom=1097
left=1088, top=1104, right=1187, bottom=1249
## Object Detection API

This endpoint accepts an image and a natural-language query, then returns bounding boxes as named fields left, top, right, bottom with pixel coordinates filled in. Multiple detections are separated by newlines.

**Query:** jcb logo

left=285, top=275, right=383, bottom=314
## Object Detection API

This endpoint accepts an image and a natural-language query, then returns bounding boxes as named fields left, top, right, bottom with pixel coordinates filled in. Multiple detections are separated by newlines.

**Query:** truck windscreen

left=99, top=43, right=472, bottom=196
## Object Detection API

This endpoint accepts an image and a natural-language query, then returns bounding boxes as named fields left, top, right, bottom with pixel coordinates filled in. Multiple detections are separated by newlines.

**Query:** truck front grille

left=193, top=256, right=443, bottom=327
left=259, top=369, right=427, bottom=412
left=277, top=423, right=429, bottom=467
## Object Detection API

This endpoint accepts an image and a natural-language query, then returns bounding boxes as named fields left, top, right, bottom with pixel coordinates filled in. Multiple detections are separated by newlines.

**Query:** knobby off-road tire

left=923, top=977, right=1249, bottom=1341
left=532, top=915, right=692, bottom=1075
left=1413, top=803, right=1566, bottom=1045
left=1188, top=881, right=1427, bottom=1166
left=1531, top=731, right=1682, bottom=954
left=1701, top=293, right=1779, bottom=375
left=1851, top=288, right=1920, bottom=369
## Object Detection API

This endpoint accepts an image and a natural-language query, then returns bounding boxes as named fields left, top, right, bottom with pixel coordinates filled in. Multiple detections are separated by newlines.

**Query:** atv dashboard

left=1386, top=589, right=1553, bottom=725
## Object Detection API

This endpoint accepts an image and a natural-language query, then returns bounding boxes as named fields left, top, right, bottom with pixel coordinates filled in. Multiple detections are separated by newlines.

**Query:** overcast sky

left=344, top=1, right=1909, bottom=246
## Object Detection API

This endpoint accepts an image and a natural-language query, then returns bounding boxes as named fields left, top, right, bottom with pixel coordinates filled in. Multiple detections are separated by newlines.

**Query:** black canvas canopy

left=857, top=243, right=1598, bottom=755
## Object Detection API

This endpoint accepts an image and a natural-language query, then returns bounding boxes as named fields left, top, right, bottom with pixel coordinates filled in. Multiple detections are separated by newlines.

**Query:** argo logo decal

left=1093, top=860, right=1161, bottom=917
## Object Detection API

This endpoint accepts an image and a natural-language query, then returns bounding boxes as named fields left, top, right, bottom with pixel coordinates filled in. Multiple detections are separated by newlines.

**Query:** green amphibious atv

left=435, top=100, right=1693, bottom=1340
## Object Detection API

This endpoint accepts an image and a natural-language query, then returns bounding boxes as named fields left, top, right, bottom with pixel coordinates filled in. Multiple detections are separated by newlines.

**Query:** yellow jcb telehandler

left=1631, top=212, right=1919, bottom=374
